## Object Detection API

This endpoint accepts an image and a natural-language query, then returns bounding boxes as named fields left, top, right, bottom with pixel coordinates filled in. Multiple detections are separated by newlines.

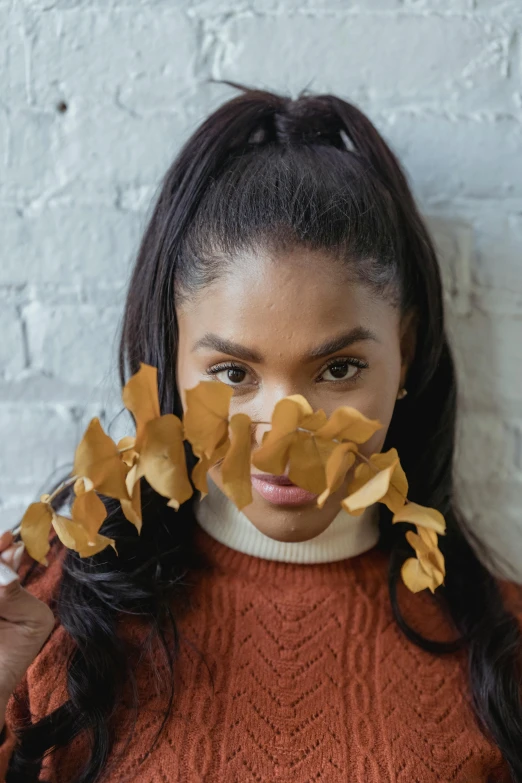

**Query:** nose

left=249, top=384, right=306, bottom=450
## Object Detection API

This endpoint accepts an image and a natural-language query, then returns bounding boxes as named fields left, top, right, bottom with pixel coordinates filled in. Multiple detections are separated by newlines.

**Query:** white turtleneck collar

left=194, top=475, right=381, bottom=564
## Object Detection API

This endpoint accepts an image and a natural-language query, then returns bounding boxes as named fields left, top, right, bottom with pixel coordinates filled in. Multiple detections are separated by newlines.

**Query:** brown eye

left=320, top=358, right=367, bottom=383
left=207, top=363, right=250, bottom=386
left=224, top=367, right=246, bottom=384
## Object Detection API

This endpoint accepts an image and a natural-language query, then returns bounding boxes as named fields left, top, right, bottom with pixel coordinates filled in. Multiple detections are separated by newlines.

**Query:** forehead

left=177, top=246, right=399, bottom=352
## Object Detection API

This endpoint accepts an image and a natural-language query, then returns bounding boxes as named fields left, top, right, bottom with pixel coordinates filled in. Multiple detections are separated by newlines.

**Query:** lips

left=251, top=473, right=318, bottom=506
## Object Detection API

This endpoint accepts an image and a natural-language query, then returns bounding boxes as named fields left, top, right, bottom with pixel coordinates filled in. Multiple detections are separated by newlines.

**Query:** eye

left=206, top=362, right=252, bottom=387
left=318, top=358, right=367, bottom=383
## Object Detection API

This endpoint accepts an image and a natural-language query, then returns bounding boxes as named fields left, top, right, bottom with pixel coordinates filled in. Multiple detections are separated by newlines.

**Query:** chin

left=246, top=509, right=334, bottom=543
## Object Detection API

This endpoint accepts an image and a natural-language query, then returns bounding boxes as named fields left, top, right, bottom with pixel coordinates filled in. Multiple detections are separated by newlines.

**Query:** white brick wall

left=1, top=0, right=521, bottom=576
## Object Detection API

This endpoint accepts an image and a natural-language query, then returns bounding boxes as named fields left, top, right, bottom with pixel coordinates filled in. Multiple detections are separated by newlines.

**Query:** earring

left=396, top=387, right=408, bottom=400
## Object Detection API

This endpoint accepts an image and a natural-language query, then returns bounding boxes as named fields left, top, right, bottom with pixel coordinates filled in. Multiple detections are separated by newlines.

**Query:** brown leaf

left=314, top=406, right=382, bottom=444
left=20, top=501, right=54, bottom=565
left=342, top=461, right=397, bottom=514
left=392, top=501, right=446, bottom=535
left=138, top=414, right=193, bottom=509
left=121, top=463, right=142, bottom=532
left=287, top=431, right=334, bottom=495
left=317, top=442, right=357, bottom=509
left=122, top=363, right=161, bottom=448
left=73, top=418, right=129, bottom=501
left=71, top=490, right=108, bottom=543
left=367, top=448, right=408, bottom=513
left=117, top=436, right=138, bottom=468
left=401, top=557, right=441, bottom=594
left=403, top=527, right=445, bottom=593
left=342, top=448, right=407, bottom=516
left=183, top=381, right=233, bottom=459
left=52, top=514, right=116, bottom=558
left=251, top=396, right=314, bottom=475
left=220, top=413, right=254, bottom=509
left=190, top=438, right=230, bottom=499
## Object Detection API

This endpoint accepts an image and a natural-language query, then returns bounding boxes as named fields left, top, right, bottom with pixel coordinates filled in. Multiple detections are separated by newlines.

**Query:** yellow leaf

left=122, top=363, right=161, bottom=448
left=52, top=514, right=116, bottom=558
left=342, top=461, right=397, bottom=514
left=317, top=442, right=357, bottom=509
left=314, top=406, right=383, bottom=444
left=71, top=490, right=108, bottom=544
left=191, top=453, right=211, bottom=498
left=221, top=413, right=253, bottom=510
left=73, top=477, right=94, bottom=495
left=183, top=381, right=233, bottom=460
left=117, top=436, right=138, bottom=468
left=404, top=527, right=445, bottom=593
left=300, top=408, right=328, bottom=431
left=190, top=438, right=230, bottom=499
left=369, top=448, right=408, bottom=513
left=20, top=501, right=54, bottom=565
left=401, top=557, right=442, bottom=594
left=138, top=414, right=193, bottom=509
left=121, top=464, right=142, bottom=533
left=251, top=396, right=314, bottom=475
left=73, top=418, right=129, bottom=501
left=287, top=431, right=333, bottom=495
left=392, top=500, right=446, bottom=535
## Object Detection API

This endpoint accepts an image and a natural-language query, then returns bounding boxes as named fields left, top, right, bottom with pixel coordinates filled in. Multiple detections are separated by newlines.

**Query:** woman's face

left=176, top=246, right=415, bottom=543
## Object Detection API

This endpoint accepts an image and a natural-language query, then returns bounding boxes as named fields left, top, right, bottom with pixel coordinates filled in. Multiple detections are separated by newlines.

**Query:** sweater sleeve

left=0, top=676, right=31, bottom=782
left=0, top=723, right=18, bottom=782
left=0, top=537, right=66, bottom=781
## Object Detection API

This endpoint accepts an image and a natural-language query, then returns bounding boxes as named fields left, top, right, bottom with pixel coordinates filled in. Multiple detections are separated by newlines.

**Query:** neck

left=194, top=476, right=381, bottom=564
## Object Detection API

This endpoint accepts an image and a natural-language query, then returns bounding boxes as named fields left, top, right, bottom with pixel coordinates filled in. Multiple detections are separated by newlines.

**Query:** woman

left=0, top=83, right=521, bottom=782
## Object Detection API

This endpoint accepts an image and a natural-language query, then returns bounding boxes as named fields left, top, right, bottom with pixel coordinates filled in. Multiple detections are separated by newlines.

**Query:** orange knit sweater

left=0, top=522, right=520, bottom=782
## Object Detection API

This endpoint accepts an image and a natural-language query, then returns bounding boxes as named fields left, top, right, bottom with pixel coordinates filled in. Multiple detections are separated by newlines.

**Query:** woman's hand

left=0, top=531, right=55, bottom=731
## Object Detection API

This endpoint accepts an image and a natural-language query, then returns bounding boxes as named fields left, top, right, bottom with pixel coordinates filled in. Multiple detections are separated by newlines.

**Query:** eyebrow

left=191, top=326, right=379, bottom=363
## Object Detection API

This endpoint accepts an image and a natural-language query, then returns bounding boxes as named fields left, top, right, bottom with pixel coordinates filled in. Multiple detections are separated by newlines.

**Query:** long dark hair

left=8, top=83, right=522, bottom=782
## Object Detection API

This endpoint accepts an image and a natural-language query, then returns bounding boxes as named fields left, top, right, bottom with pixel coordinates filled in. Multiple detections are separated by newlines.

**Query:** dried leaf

left=287, top=431, right=333, bottom=495
left=317, top=442, right=357, bottom=509
left=343, top=448, right=407, bottom=516
left=121, top=464, right=142, bottom=532
left=183, top=381, right=233, bottom=459
left=191, top=439, right=230, bottom=499
left=73, top=477, right=94, bottom=495
left=138, top=414, right=193, bottom=509
left=20, top=501, right=54, bottom=565
left=73, top=418, right=129, bottom=500
left=314, top=406, right=382, bottom=444
left=221, top=413, right=253, bottom=510
left=251, top=396, right=314, bottom=475
left=71, top=490, right=108, bottom=543
left=401, top=557, right=440, bottom=594
left=403, top=527, right=445, bottom=593
left=367, top=449, right=408, bottom=513
left=117, top=436, right=139, bottom=468
left=122, top=363, right=161, bottom=447
left=392, top=501, right=446, bottom=535
left=342, top=461, right=397, bottom=514
left=52, top=514, right=116, bottom=558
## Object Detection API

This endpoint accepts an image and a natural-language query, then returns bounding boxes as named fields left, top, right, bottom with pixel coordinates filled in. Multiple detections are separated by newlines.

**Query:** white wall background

left=1, top=0, right=521, bottom=575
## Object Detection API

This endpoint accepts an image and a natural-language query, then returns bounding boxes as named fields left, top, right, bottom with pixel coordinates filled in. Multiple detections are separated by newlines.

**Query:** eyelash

left=205, top=357, right=369, bottom=387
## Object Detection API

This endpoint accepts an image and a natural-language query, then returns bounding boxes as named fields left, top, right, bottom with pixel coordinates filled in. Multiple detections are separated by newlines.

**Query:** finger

left=0, top=543, right=24, bottom=572
left=0, top=569, right=53, bottom=631
left=0, top=532, right=14, bottom=554
left=0, top=560, right=19, bottom=588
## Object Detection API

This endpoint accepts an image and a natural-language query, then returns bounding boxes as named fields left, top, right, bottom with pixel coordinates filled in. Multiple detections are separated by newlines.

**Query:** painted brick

left=213, top=14, right=508, bottom=104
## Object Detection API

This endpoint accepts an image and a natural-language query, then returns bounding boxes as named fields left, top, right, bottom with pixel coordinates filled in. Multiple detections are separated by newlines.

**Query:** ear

left=399, top=309, right=418, bottom=387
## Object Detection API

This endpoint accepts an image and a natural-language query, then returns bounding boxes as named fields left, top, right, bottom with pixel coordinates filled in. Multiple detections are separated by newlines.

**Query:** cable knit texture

left=1, top=521, right=520, bottom=782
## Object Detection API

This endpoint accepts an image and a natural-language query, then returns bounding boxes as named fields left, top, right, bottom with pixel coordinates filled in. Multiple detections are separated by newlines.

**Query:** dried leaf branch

left=18, top=363, right=446, bottom=593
